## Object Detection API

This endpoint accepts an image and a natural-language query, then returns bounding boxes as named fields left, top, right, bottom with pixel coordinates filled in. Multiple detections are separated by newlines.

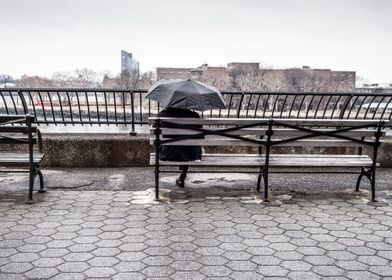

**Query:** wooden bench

left=0, top=114, right=45, bottom=203
left=149, top=117, right=387, bottom=203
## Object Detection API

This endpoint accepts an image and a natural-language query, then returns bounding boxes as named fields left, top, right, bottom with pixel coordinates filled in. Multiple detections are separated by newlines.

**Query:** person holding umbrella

left=157, top=107, right=202, bottom=188
left=146, top=79, right=226, bottom=188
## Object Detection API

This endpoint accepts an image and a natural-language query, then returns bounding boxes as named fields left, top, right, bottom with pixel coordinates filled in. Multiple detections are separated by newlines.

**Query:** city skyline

left=0, top=0, right=391, bottom=83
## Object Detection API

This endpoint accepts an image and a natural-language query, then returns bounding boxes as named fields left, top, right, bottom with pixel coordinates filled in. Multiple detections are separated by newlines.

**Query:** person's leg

left=176, top=165, right=188, bottom=188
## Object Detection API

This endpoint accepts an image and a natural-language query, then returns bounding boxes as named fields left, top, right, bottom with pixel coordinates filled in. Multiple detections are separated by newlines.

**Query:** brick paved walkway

left=1, top=188, right=392, bottom=279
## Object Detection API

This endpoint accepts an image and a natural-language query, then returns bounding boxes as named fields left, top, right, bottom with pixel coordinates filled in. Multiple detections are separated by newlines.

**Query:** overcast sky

left=1, top=0, right=391, bottom=83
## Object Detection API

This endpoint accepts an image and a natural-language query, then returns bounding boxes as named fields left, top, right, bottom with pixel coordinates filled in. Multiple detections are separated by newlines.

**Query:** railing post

left=130, top=90, right=136, bottom=136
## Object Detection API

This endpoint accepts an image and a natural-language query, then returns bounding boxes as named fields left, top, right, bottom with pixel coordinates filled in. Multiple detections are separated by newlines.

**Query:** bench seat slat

left=0, top=152, right=44, bottom=165
left=152, top=138, right=378, bottom=147
left=150, top=153, right=263, bottom=166
left=150, top=153, right=373, bottom=167
left=0, top=138, right=37, bottom=145
left=268, top=154, right=373, bottom=167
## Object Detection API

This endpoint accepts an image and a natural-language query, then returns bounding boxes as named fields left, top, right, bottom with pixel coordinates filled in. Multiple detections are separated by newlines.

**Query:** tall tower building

left=121, top=50, right=139, bottom=76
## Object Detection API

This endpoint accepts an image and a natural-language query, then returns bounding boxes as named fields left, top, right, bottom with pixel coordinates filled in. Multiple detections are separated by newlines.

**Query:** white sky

left=0, top=0, right=391, bottom=83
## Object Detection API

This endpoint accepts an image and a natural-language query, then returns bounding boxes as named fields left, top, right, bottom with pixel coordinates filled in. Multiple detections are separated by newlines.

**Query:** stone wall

left=42, top=134, right=392, bottom=168
left=41, top=135, right=150, bottom=167
left=2, top=134, right=391, bottom=168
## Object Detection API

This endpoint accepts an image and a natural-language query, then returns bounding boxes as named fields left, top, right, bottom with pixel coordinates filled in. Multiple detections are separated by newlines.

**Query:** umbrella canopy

left=145, top=79, right=226, bottom=111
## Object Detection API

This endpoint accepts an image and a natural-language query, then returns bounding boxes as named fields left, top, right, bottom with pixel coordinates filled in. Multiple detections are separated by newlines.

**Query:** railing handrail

left=6, top=88, right=392, bottom=97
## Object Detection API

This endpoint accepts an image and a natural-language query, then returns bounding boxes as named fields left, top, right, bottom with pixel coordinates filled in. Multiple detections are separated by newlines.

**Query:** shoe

left=176, top=179, right=185, bottom=188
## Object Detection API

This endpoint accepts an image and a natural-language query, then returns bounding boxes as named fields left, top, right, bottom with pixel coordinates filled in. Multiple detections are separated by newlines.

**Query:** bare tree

left=120, top=67, right=140, bottom=90
left=283, top=68, right=308, bottom=92
left=52, top=71, right=72, bottom=88
left=16, top=75, right=53, bottom=88
left=138, top=71, right=154, bottom=89
left=228, top=67, right=246, bottom=91
left=72, top=68, right=100, bottom=88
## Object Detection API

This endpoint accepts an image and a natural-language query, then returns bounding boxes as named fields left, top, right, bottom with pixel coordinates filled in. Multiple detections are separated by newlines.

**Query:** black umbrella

left=145, top=79, right=226, bottom=111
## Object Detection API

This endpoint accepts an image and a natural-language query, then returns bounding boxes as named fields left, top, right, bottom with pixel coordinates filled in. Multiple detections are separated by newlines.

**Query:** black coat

left=158, top=108, right=202, bottom=161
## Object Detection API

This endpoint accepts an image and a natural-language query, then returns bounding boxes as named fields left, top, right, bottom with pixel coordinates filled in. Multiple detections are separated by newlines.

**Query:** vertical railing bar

left=380, top=98, right=392, bottom=119
left=330, top=95, right=343, bottom=119
left=123, top=91, right=127, bottom=126
left=95, top=91, right=100, bottom=126
left=46, top=91, right=57, bottom=125
left=103, top=91, right=109, bottom=125
left=236, top=92, right=245, bottom=118
left=25, top=91, right=38, bottom=124
left=139, top=91, right=143, bottom=126
left=371, top=96, right=386, bottom=120
left=296, top=95, right=306, bottom=118
left=253, top=94, right=262, bottom=118
left=305, top=94, right=315, bottom=119
left=262, top=95, right=271, bottom=118
left=313, top=94, right=325, bottom=119
left=17, top=90, right=29, bottom=115
left=387, top=100, right=392, bottom=120
left=56, top=90, right=66, bottom=125
left=113, top=91, right=118, bottom=125
left=363, top=95, right=377, bottom=119
left=36, top=90, right=48, bottom=125
left=271, top=94, right=280, bottom=118
left=227, top=94, right=234, bottom=117
left=84, top=91, right=92, bottom=126
left=245, top=93, right=252, bottom=118
left=75, top=91, right=83, bottom=125
left=0, top=91, right=10, bottom=115
left=339, top=94, right=353, bottom=119
left=355, top=95, right=369, bottom=120
left=65, top=91, right=74, bottom=125
left=9, top=90, right=19, bottom=115
left=322, top=95, right=333, bottom=119
left=346, top=95, right=360, bottom=119
left=287, top=94, right=297, bottom=118
left=279, top=94, right=289, bottom=118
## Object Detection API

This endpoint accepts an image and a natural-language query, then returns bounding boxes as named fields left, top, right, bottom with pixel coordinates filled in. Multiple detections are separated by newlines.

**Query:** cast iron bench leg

left=37, top=169, right=46, bottom=193
left=26, top=169, right=35, bottom=204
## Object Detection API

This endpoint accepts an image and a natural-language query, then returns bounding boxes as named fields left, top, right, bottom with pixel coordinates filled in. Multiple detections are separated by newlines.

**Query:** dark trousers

left=179, top=165, right=189, bottom=181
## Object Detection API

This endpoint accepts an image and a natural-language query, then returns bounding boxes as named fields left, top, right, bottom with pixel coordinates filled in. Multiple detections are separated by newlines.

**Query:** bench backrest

left=0, top=114, right=42, bottom=152
left=149, top=117, right=387, bottom=148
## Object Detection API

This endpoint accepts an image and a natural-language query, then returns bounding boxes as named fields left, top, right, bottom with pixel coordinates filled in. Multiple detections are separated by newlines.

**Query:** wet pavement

left=1, top=168, right=392, bottom=279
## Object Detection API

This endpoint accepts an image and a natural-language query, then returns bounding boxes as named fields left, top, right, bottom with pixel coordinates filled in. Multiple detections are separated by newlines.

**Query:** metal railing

left=1, top=88, right=392, bottom=132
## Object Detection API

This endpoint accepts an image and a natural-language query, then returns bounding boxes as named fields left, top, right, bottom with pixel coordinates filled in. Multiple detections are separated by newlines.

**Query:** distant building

left=0, top=75, right=16, bottom=88
left=155, top=63, right=356, bottom=92
left=227, top=62, right=260, bottom=73
left=121, top=50, right=139, bottom=76
left=156, top=67, right=192, bottom=80
left=356, top=83, right=392, bottom=94
left=363, top=83, right=392, bottom=89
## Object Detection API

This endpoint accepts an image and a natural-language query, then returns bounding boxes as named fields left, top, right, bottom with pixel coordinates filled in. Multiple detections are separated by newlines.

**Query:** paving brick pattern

left=1, top=189, right=392, bottom=279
